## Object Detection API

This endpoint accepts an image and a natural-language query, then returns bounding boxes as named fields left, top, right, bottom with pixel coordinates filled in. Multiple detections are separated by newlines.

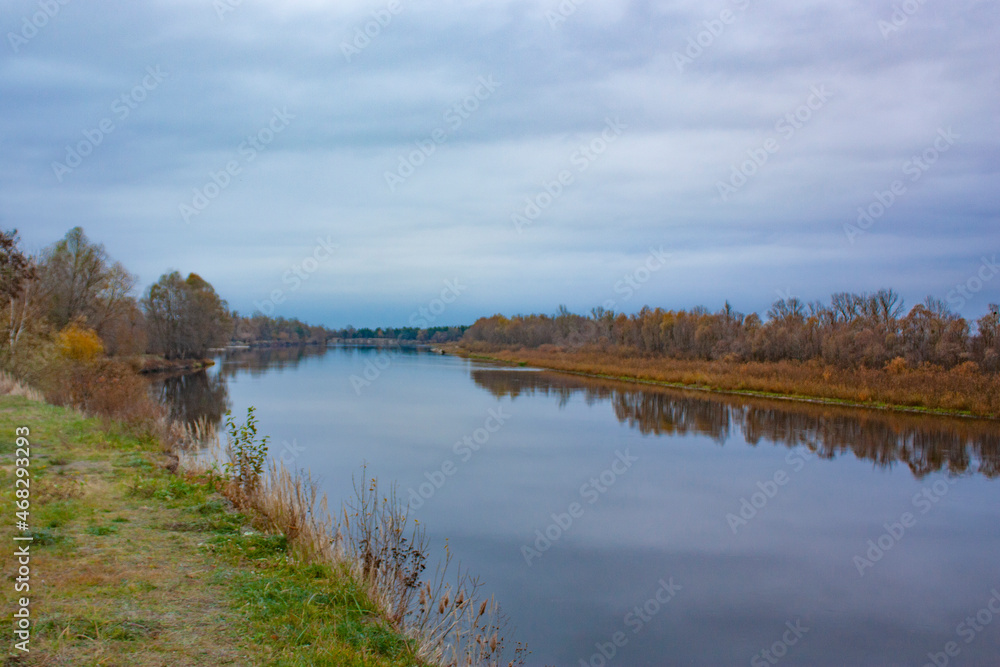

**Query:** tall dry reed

left=0, top=370, right=44, bottom=402
left=181, top=409, right=524, bottom=667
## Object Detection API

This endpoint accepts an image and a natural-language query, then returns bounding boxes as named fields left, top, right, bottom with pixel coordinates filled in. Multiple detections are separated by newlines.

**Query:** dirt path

left=1, top=398, right=253, bottom=666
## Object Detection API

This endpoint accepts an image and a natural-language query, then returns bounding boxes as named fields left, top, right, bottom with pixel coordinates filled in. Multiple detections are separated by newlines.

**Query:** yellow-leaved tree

left=56, top=322, right=105, bottom=362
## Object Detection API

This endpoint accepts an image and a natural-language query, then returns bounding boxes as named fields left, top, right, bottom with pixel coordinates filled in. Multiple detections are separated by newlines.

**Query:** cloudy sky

left=2, top=0, right=997, bottom=327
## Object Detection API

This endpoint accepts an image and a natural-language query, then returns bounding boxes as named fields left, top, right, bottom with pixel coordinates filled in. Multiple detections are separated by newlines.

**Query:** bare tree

left=142, top=271, right=232, bottom=359
left=36, top=227, right=139, bottom=350
left=0, top=230, right=39, bottom=360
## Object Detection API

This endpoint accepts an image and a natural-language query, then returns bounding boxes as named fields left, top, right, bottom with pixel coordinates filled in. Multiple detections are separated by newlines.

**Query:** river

left=155, top=345, right=1000, bottom=666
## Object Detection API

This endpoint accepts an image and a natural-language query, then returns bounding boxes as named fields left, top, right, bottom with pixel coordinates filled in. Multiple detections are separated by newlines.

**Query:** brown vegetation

left=460, top=290, right=1000, bottom=417
left=458, top=345, right=1000, bottom=418
left=183, top=408, right=523, bottom=667
left=138, top=355, right=215, bottom=374
left=142, top=271, right=232, bottom=360
left=463, top=291, right=1000, bottom=371
left=0, top=396, right=424, bottom=666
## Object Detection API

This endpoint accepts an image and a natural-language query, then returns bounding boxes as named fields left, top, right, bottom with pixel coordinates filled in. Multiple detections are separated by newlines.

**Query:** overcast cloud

left=2, top=0, right=997, bottom=326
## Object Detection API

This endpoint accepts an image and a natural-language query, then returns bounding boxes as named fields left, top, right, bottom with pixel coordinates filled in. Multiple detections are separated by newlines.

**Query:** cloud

left=3, top=0, right=998, bottom=325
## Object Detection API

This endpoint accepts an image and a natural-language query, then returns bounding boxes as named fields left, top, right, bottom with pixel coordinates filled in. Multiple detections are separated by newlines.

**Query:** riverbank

left=0, top=395, right=425, bottom=665
left=449, top=345, right=1000, bottom=419
left=137, top=355, right=215, bottom=374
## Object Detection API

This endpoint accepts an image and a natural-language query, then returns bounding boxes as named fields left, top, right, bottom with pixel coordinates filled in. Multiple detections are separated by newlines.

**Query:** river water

left=155, top=345, right=1000, bottom=666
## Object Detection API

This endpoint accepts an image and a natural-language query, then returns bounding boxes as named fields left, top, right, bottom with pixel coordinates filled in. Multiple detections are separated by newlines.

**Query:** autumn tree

left=142, top=271, right=232, bottom=359
left=36, top=227, right=141, bottom=354
left=973, top=305, right=1000, bottom=371
left=461, top=288, right=991, bottom=372
left=0, top=229, right=40, bottom=361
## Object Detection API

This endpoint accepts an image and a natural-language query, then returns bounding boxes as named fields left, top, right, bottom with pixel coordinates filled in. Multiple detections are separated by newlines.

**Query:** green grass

left=0, top=396, right=426, bottom=666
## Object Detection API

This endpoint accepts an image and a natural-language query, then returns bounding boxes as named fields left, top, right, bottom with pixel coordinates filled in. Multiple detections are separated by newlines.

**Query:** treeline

left=230, top=319, right=469, bottom=346
left=330, top=325, right=468, bottom=343
left=0, top=227, right=236, bottom=422
left=2, top=227, right=231, bottom=367
left=231, top=314, right=332, bottom=346
left=463, top=290, right=1000, bottom=371
left=0, top=227, right=469, bottom=369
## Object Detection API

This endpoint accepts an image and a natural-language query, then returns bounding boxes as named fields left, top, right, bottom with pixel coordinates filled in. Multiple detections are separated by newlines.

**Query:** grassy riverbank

left=451, top=345, right=1000, bottom=419
left=0, top=395, right=425, bottom=666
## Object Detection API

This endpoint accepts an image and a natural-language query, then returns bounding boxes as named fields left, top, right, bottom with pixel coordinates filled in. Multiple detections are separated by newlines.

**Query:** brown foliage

left=462, top=292, right=1000, bottom=372
left=40, top=328, right=165, bottom=430
left=463, top=346, right=1000, bottom=418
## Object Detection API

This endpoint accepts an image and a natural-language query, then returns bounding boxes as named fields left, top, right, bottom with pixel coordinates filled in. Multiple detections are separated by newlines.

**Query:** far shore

left=445, top=344, right=1000, bottom=420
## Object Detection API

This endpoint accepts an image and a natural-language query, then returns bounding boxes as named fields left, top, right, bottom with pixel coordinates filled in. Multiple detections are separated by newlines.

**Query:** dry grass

left=244, top=462, right=334, bottom=564
left=14, top=351, right=522, bottom=665
left=39, top=357, right=166, bottom=428
left=337, top=473, right=522, bottom=667
left=0, top=370, right=44, bottom=402
left=183, top=426, right=523, bottom=667
left=1, top=396, right=429, bottom=666
left=457, top=345, right=1000, bottom=418
left=0, top=398, right=251, bottom=666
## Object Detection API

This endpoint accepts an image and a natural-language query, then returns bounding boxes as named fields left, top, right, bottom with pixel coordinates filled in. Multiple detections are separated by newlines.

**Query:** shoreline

left=138, top=356, right=215, bottom=374
left=447, top=345, right=1000, bottom=421
left=0, top=395, right=427, bottom=665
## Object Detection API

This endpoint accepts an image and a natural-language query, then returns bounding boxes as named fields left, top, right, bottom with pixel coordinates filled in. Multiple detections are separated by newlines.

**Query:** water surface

left=157, top=346, right=1000, bottom=666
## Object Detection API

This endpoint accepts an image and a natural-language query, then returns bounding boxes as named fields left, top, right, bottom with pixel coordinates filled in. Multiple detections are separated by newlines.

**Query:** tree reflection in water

left=470, top=368, right=1000, bottom=478
left=152, top=370, right=231, bottom=428
left=216, top=345, right=330, bottom=379
left=151, top=345, right=407, bottom=429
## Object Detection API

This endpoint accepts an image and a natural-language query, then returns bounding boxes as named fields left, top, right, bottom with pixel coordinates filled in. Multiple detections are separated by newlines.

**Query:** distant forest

left=462, top=292, right=1000, bottom=372
left=6, top=227, right=997, bottom=374
left=0, top=227, right=468, bottom=372
left=231, top=316, right=468, bottom=346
